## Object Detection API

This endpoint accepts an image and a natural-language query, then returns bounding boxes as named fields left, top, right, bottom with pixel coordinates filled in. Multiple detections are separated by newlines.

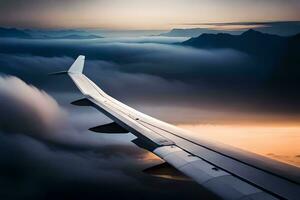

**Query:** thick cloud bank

left=0, top=35, right=299, bottom=124
left=0, top=75, right=135, bottom=148
left=0, top=76, right=66, bottom=135
left=0, top=75, right=216, bottom=200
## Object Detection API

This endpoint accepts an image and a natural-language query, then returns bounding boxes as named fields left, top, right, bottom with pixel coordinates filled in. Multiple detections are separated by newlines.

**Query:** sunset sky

left=0, top=0, right=300, bottom=29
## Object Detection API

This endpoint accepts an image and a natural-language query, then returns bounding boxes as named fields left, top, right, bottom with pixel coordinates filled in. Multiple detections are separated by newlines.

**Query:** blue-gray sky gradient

left=0, top=0, right=299, bottom=29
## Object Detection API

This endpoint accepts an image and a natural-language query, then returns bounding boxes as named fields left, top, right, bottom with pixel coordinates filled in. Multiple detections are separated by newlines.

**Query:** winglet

left=68, top=55, right=85, bottom=74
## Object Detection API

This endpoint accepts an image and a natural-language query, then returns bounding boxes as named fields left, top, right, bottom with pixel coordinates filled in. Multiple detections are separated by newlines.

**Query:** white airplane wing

left=66, top=55, right=300, bottom=200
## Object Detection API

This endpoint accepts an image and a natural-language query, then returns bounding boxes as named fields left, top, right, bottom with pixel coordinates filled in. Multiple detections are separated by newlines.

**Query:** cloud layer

left=0, top=75, right=218, bottom=199
left=0, top=76, right=65, bottom=135
left=0, top=36, right=299, bottom=123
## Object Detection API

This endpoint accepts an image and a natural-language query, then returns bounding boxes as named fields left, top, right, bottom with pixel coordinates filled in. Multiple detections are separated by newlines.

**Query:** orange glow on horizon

left=177, top=124, right=300, bottom=167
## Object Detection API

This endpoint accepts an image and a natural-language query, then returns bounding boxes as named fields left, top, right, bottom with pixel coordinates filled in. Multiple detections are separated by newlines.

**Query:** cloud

left=85, top=36, right=188, bottom=43
left=0, top=75, right=217, bottom=200
left=0, top=130, right=163, bottom=200
left=0, top=76, right=216, bottom=199
left=0, top=75, right=66, bottom=135
left=0, top=39, right=256, bottom=86
left=0, top=75, right=135, bottom=148
left=0, top=75, right=138, bottom=199
left=0, top=37, right=299, bottom=123
left=0, top=131, right=212, bottom=200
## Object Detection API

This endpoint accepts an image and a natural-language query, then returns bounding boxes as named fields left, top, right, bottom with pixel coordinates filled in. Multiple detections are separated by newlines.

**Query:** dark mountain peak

left=243, top=29, right=260, bottom=34
left=241, top=29, right=281, bottom=39
left=182, top=28, right=294, bottom=56
left=47, top=34, right=103, bottom=39
left=241, top=29, right=264, bottom=37
left=159, top=28, right=241, bottom=37
left=198, top=29, right=266, bottom=39
left=198, top=33, right=214, bottom=38
left=191, top=32, right=234, bottom=43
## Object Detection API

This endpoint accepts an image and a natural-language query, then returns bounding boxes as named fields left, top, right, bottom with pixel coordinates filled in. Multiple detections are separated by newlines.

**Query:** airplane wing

left=67, top=55, right=300, bottom=200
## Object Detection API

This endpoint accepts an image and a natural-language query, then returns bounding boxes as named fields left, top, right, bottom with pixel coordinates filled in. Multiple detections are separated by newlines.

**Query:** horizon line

left=1, top=20, right=299, bottom=31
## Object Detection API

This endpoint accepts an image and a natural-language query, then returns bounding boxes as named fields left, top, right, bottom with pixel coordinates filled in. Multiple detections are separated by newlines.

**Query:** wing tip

left=68, top=55, right=85, bottom=74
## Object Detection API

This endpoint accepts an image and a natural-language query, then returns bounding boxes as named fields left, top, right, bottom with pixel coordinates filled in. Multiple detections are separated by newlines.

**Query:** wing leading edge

left=66, top=56, right=300, bottom=200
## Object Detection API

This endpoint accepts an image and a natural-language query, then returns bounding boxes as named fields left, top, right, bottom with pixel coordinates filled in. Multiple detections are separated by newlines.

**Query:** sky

left=0, top=0, right=300, bottom=29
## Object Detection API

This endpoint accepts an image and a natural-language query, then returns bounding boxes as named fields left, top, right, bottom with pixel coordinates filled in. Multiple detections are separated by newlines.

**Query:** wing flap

left=154, top=144, right=277, bottom=200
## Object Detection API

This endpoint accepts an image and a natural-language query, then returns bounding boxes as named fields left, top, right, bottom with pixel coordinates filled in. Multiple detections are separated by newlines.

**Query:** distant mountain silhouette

left=182, top=29, right=291, bottom=56
left=160, top=28, right=241, bottom=37
left=0, top=27, right=104, bottom=39
left=183, top=29, right=300, bottom=95
left=39, top=34, right=103, bottom=39
left=161, top=21, right=300, bottom=37
left=0, top=27, right=31, bottom=38
left=24, top=29, right=90, bottom=37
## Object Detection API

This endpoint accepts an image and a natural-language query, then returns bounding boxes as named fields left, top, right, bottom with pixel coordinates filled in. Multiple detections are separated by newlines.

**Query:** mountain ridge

left=37, top=34, right=103, bottom=39
left=160, top=28, right=242, bottom=37
left=0, top=27, right=31, bottom=38
left=0, top=27, right=104, bottom=39
left=181, top=29, right=298, bottom=56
